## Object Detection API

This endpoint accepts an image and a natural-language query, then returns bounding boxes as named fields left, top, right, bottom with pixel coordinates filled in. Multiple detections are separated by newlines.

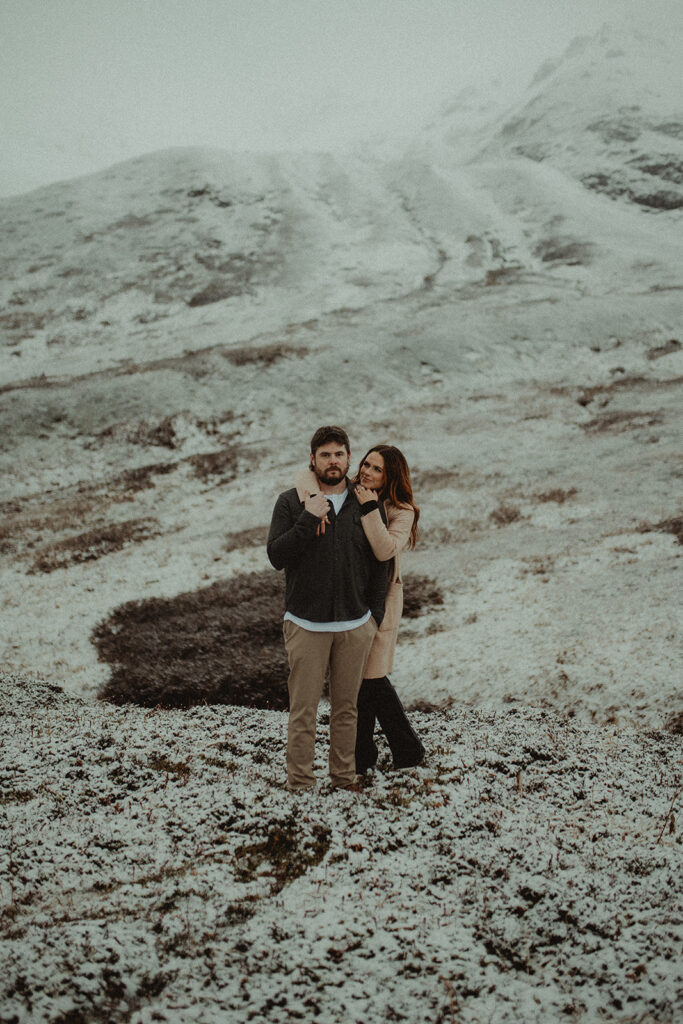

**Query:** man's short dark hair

left=310, top=425, right=350, bottom=455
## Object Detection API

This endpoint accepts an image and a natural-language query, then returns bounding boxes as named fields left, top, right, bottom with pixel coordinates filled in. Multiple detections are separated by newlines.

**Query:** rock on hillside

left=1, top=672, right=681, bottom=1024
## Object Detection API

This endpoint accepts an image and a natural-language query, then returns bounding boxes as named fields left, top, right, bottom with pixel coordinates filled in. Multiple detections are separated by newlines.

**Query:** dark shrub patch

left=94, top=570, right=289, bottom=710
left=402, top=574, right=444, bottom=618
left=94, top=569, right=445, bottom=709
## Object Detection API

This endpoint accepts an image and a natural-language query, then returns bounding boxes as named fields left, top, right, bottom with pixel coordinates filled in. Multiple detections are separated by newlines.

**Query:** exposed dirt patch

left=94, top=570, right=445, bottom=710
left=29, top=518, right=160, bottom=574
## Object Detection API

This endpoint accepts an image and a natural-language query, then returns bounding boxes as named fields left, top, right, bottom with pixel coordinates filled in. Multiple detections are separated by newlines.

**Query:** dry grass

left=29, top=519, right=160, bottom=574
left=639, top=515, right=683, bottom=546
left=490, top=504, right=522, bottom=527
left=223, top=526, right=268, bottom=554
left=535, top=488, right=577, bottom=504
left=94, top=570, right=288, bottom=710
left=581, top=410, right=663, bottom=432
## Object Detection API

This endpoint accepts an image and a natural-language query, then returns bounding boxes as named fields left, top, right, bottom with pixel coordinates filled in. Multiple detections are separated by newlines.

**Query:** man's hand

left=304, top=492, right=331, bottom=520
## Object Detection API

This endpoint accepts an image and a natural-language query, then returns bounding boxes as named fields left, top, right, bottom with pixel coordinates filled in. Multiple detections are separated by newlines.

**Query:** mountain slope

left=473, top=25, right=683, bottom=211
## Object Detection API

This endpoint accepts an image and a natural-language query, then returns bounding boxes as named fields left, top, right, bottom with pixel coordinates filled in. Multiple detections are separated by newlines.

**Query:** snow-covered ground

left=1, top=23, right=682, bottom=1024
left=1, top=674, right=681, bottom=1024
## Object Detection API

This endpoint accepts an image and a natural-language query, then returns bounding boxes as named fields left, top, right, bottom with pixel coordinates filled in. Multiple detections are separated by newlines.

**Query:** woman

left=352, top=445, right=424, bottom=772
left=295, top=444, right=424, bottom=772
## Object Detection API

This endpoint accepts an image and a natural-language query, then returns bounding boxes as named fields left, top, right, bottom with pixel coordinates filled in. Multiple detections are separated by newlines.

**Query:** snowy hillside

left=1, top=24, right=681, bottom=727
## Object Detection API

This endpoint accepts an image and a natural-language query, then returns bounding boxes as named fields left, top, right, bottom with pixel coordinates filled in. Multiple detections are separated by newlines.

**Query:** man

left=267, top=425, right=388, bottom=791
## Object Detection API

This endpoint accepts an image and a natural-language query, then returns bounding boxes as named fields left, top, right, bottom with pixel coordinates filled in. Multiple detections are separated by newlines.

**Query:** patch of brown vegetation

left=490, top=504, right=522, bottom=527
left=223, top=526, right=267, bottom=554
left=410, top=468, right=461, bottom=490
left=419, top=522, right=482, bottom=548
left=576, top=376, right=648, bottom=406
left=235, top=820, right=331, bottom=892
left=29, top=518, right=160, bottom=574
left=221, top=343, right=308, bottom=367
left=123, top=417, right=178, bottom=449
left=664, top=711, right=683, bottom=735
left=535, top=488, right=577, bottom=504
left=189, top=445, right=239, bottom=483
left=0, top=464, right=176, bottom=562
left=575, top=375, right=682, bottom=407
left=638, top=515, right=683, bottom=546
left=581, top=410, right=663, bottom=432
left=94, top=570, right=289, bottom=710
left=402, top=574, right=444, bottom=618
left=94, top=570, right=445, bottom=710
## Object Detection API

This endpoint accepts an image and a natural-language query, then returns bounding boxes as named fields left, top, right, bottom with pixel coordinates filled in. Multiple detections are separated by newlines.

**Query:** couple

left=267, top=425, right=424, bottom=791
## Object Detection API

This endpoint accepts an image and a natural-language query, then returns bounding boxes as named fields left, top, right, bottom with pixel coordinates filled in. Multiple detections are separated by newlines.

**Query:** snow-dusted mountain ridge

left=473, top=24, right=683, bottom=211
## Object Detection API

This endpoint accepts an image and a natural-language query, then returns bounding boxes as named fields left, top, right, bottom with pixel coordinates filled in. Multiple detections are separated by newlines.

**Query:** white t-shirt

left=283, top=488, right=372, bottom=632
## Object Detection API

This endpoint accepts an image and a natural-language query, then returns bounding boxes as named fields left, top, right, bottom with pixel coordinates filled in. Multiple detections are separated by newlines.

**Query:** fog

left=2, top=0, right=682, bottom=197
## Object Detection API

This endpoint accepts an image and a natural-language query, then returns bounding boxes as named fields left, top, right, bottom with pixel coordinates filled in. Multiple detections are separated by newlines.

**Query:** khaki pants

left=283, top=618, right=377, bottom=790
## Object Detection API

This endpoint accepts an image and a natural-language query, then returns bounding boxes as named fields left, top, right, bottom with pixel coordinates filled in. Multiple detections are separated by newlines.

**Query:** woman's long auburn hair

left=354, top=444, right=420, bottom=548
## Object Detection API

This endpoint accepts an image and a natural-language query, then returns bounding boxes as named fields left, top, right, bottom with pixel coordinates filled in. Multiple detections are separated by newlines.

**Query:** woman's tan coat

left=295, top=469, right=414, bottom=678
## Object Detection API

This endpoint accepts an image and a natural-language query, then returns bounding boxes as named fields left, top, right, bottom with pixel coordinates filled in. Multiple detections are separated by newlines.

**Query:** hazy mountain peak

left=471, top=22, right=683, bottom=213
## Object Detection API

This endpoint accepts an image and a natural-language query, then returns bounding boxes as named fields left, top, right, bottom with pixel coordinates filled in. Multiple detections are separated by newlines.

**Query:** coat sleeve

left=294, top=467, right=319, bottom=502
left=361, top=505, right=414, bottom=562
left=266, top=492, right=321, bottom=570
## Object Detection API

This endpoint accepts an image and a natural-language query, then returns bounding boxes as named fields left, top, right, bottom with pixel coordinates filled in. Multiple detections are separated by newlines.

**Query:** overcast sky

left=2, top=0, right=681, bottom=197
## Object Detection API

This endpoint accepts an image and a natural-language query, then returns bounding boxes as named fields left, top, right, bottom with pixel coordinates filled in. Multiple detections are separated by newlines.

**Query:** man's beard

left=316, top=464, right=348, bottom=485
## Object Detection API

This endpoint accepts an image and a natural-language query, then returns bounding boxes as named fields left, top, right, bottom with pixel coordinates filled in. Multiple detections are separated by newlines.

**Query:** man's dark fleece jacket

left=267, top=483, right=388, bottom=626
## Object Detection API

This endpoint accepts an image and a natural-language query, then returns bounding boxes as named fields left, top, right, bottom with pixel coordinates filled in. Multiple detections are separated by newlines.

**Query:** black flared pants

left=355, top=676, right=425, bottom=771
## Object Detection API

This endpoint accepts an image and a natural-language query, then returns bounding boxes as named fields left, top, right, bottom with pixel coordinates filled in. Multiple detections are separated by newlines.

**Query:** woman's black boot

left=355, top=678, right=379, bottom=772
left=374, top=677, right=425, bottom=769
